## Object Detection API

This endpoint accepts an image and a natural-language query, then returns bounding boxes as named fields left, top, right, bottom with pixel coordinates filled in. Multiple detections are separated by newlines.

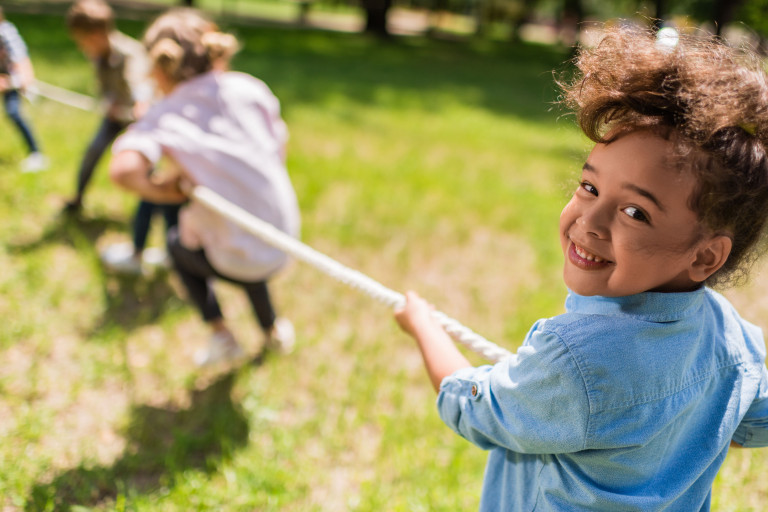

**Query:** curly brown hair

left=560, top=25, right=768, bottom=288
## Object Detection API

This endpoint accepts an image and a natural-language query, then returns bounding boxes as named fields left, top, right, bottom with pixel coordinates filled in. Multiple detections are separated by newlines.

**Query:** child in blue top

left=395, top=26, right=768, bottom=511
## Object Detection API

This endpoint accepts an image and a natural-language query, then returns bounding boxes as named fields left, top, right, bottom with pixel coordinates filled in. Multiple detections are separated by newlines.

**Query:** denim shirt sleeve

left=733, top=364, right=768, bottom=448
left=437, top=323, right=590, bottom=454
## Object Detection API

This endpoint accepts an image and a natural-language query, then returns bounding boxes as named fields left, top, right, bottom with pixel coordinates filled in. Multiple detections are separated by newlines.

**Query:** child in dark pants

left=64, top=0, right=151, bottom=213
left=100, top=200, right=180, bottom=274
left=110, top=9, right=299, bottom=365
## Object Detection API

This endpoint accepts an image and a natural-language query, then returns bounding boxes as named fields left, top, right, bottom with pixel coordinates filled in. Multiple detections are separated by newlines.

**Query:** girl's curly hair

left=560, top=25, right=768, bottom=288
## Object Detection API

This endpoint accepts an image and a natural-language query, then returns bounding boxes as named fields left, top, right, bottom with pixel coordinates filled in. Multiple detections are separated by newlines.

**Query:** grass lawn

left=1, top=8, right=767, bottom=511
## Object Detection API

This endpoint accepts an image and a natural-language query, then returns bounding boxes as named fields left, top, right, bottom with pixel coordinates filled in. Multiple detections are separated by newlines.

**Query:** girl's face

left=559, top=131, right=708, bottom=297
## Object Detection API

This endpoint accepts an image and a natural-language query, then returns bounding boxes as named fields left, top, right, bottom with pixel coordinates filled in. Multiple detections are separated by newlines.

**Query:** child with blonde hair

left=396, top=26, right=768, bottom=510
left=110, top=8, right=299, bottom=365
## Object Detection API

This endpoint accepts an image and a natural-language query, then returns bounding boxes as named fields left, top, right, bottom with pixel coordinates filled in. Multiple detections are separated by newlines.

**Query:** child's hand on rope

left=394, top=291, right=439, bottom=339
left=153, top=152, right=193, bottom=202
left=151, top=172, right=191, bottom=203
left=111, top=150, right=188, bottom=204
left=396, top=291, right=472, bottom=392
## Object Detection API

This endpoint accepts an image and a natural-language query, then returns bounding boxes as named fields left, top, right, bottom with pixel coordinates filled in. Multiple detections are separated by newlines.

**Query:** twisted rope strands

left=191, top=186, right=513, bottom=363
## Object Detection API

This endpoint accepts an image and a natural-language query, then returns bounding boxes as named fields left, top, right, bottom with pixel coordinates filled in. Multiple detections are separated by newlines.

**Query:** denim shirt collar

left=565, top=287, right=706, bottom=323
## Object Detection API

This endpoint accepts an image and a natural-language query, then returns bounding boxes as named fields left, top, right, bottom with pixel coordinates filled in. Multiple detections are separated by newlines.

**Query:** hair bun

left=201, top=31, right=238, bottom=62
left=150, top=37, right=184, bottom=75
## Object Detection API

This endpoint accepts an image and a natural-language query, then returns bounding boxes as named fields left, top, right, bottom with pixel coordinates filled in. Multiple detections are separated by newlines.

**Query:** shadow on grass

left=25, top=365, right=262, bottom=510
left=93, top=268, right=184, bottom=335
left=6, top=212, right=184, bottom=334
left=5, top=213, right=125, bottom=254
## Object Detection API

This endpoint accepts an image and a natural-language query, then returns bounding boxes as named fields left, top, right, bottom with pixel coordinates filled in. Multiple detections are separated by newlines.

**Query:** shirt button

left=471, top=384, right=478, bottom=397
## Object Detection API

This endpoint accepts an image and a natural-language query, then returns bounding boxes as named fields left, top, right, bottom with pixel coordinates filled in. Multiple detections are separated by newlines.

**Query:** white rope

left=27, top=80, right=97, bottom=112
left=190, top=186, right=513, bottom=363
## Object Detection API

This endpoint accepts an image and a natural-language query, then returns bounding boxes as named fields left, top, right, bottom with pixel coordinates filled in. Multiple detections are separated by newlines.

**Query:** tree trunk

left=181, top=0, right=194, bottom=6
left=510, top=0, right=539, bottom=42
left=713, top=0, right=744, bottom=36
left=651, top=0, right=665, bottom=32
left=362, top=0, right=392, bottom=37
left=559, top=0, right=583, bottom=48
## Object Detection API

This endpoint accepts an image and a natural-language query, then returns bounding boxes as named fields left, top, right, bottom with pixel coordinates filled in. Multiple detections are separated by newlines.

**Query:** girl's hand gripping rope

left=395, top=291, right=473, bottom=392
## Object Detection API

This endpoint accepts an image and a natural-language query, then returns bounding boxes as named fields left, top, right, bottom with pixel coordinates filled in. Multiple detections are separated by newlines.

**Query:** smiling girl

left=395, top=26, right=768, bottom=511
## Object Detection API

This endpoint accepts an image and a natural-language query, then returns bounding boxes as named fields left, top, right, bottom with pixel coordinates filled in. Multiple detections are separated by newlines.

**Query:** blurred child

left=64, top=0, right=152, bottom=214
left=98, top=199, right=179, bottom=274
left=110, top=8, right=300, bottom=365
left=395, top=26, right=768, bottom=510
left=66, top=0, right=176, bottom=274
left=0, top=7, right=48, bottom=172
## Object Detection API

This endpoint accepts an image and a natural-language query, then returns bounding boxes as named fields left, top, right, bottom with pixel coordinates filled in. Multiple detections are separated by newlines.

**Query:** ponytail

left=144, top=8, right=238, bottom=85
left=201, top=31, right=239, bottom=65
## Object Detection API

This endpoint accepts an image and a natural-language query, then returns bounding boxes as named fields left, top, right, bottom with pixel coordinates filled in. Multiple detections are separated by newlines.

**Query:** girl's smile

left=559, top=131, right=724, bottom=297
left=568, top=241, right=611, bottom=268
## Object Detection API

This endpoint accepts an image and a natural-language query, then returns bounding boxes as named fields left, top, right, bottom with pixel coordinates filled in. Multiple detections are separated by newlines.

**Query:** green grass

left=1, top=9, right=767, bottom=512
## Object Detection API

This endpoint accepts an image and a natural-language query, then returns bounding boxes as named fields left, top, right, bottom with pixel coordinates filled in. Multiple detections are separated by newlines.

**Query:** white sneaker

left=194, top=330, right=244, bottom=367
left=21, top=152, right=49, bottom=173
left=142, top=247, right=171, bottom=269
left=100, top=242, right=142, bottom=275
left=265, top=317, right=295, bottom=354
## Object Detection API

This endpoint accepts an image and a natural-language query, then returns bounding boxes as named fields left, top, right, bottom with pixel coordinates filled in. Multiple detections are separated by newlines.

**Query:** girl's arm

left=110, top=150, right=188, bottom=204
left=395, top=291, right=472, bottom=392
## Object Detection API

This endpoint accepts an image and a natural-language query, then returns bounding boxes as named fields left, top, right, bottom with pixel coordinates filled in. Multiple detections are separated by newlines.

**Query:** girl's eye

left=623, top=206, right=649, bottom=223
left=580, top=181, right=598, bottom=196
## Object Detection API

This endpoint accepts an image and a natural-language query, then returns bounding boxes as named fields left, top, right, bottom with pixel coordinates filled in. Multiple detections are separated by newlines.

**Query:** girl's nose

left=577, top=204, right=610, bottom=239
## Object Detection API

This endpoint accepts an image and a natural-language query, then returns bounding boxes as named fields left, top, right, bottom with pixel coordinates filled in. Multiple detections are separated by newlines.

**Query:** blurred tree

left=713, top=0, right=745, bottom=36
left=180, top=0, right=194, bottom=5
left=475, top=0, right=534, bottom=38
left=426, top=0, right=450, bottom=35
left=362, top=0, right=392, bottom=36
left=664, top=0, right=747, bottom=36
left=737, top=0, right=768, bottom=35
left=735, top=0, right=768, bottom=53
left=651, top=0, right=666, bottom=30
left=510, top=0, right=540, bottom=40
left=559, top=0, right=583, bottom=46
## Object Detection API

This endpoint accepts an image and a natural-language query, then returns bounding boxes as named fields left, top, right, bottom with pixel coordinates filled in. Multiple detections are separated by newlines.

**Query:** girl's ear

left=689, top=235, right=733, bottom=283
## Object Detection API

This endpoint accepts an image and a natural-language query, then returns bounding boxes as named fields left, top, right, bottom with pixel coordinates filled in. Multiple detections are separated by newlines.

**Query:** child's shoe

left=21, top=152, right=49, bottom=173
left=142, top=246, right=171, bottom=269
left=194, top=330, right=244, bottom=367
left=265, top=317, right=295, bottom=354
left=61, top=198, right=82, bottom=217
left=100, top=242, right=142, bottom=275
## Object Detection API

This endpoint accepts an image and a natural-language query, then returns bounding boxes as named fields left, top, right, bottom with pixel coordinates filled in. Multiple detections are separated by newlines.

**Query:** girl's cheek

left=559, top=199, right=574, bottom=223
left=559, top=199, right=580, bottom=233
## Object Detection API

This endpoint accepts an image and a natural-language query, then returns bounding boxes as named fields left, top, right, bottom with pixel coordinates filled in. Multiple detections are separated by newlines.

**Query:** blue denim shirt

left=438, top=288, right=768, bottom=511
